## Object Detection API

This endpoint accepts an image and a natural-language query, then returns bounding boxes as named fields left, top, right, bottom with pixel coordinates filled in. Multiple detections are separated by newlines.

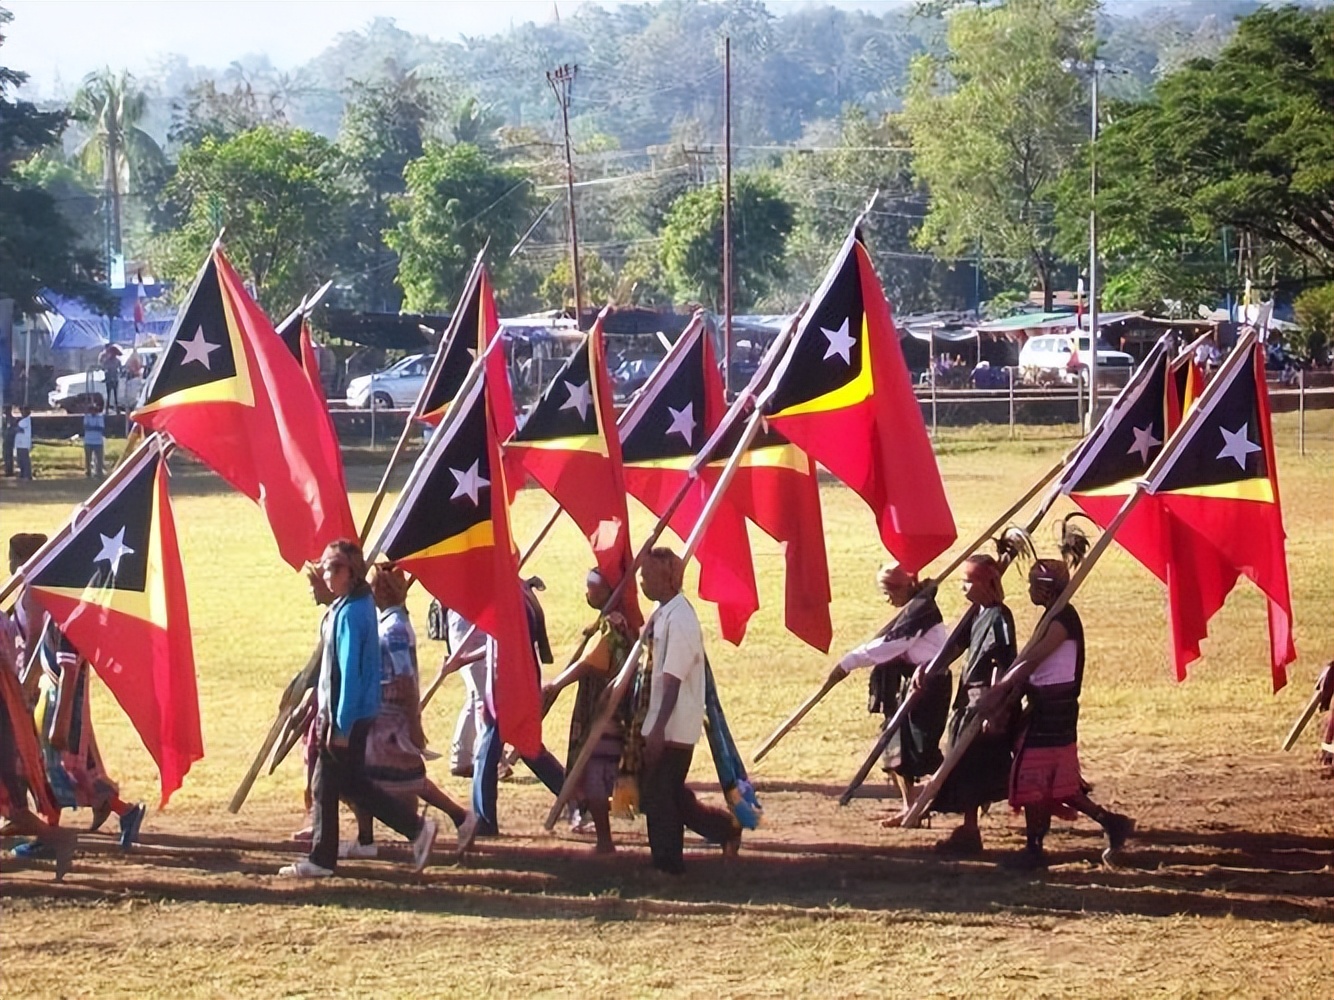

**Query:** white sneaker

left=455, top=812, right=479, bottom=857
left=278, top=860, right=334, bottom=879
left=338, top=839, right=378, bottom=859
left=411, top=815, right=439, bottom=873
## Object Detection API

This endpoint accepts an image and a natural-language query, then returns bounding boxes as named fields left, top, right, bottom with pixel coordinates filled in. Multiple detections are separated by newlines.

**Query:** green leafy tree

left=160, top=125, right=348, bottom=313
left=903, top=0, right=1095, bottom=310
left=659, top=173, right=794, bottom=311
left=339, top=66, right=437, bottom=311
left=0, top=8, right=109, bottom=314
left=386, top=142, right=536, bottom=311
left=71, top=69, right=166, bottom=259
left=1292, top=283, right=1334, bottom=365
left=539, top=251, right=615, bottom=311
left=1057, top=5, right=1334, bottom=310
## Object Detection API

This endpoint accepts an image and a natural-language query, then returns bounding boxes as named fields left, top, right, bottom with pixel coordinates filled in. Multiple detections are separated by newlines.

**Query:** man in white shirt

left=14, top=406, right=32, bottom=481
left=830, top=564, right=951, bottom=823
left=640, top=547, right=738, bottom=875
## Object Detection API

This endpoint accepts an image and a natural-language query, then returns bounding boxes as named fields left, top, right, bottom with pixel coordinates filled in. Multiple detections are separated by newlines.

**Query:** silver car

left=345, top=353, right=434, bottom=409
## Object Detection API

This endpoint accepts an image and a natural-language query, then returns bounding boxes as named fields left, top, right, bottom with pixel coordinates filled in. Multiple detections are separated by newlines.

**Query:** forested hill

left=133, top=0, right=1264, bottom=155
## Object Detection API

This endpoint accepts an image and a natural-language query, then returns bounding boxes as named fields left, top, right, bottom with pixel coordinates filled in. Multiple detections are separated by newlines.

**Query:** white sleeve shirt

left=642, top=593, right=707, bottom=746
left=838, top=622, right=948, bottom=674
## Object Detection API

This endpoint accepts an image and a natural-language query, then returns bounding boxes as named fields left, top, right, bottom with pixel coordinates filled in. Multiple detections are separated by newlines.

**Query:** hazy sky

left=5, top=0, right=909, bottom=97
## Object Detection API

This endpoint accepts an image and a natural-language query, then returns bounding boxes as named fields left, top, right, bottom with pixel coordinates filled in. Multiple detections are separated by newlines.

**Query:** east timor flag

left=507, top=310, right=642, bottom=629
left=375, top=370, right=541, bottom=756
left=759, top=230, right=955, bottom=574
left=416, top=264, right=493, bottom=427
left=716, top=421, right=833, bottom=653
left=1144, top=337, right=1295, bottom=689
left=133, top=248, right=355, bottom=570
left=23, top=439, right=203, bottom=806
left=619, top=316, right=758, bottom=645
left=275, top=310, right=326, bottom=404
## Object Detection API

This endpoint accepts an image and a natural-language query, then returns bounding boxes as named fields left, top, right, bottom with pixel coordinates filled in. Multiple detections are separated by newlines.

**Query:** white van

left=1018, top=334, right=1134, bottom=386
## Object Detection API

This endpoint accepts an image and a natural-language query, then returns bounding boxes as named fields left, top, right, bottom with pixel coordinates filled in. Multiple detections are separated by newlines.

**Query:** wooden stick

left=752, top=671, right=846, bottom=763
left=228, top=642, right=323, bottom=812
left=1281, top=689, right=1323, bottom=752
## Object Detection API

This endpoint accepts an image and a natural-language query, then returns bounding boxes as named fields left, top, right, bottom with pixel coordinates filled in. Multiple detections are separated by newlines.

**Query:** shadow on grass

left=6, top=824, right=1330, bottom=927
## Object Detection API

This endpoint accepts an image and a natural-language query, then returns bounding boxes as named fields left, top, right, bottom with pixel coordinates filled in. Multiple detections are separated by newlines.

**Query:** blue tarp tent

left=41, top=284, right=174, bottom=348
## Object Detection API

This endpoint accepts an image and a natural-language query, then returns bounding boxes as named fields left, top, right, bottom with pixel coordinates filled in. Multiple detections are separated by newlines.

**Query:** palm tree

left=71, top=69, right=165, bottom=261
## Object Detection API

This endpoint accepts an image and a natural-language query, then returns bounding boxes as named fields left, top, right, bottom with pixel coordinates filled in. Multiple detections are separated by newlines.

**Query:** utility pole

left=547, top=64, right=584, bottom=324
left=722, top=36, right=733, bottom=398
left=1086, top=59, right=1101, bottom=432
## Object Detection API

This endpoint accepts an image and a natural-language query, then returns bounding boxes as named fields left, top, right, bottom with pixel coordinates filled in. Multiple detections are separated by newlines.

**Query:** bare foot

left=879, top=811, right=909, bottom=828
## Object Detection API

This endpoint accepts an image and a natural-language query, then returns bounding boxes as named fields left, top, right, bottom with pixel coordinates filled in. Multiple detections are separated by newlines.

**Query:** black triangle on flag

left=380, top=376, right=493, bottom=562
left=27, top=451, right=158, bottom=595
left=513, top=336, right=598, bottom=443
left=1062, top=338, right=1173, bottom=495
left=1150, top=342, right=1269, bottom=494
left=141, top=256, right=240, bottom=406
left=418, top=286, right=482, bottom=422
left=620, top=324, right=709, bottom=464
left=762, top=237, right=867, bottom=416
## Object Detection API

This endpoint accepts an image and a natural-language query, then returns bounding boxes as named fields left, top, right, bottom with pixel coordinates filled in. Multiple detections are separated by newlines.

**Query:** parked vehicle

left=47, top=346, right=162, bottom=412
left=345, top=353, right=434, bottom=409
left=1018, top=334, right=1134, bottom=386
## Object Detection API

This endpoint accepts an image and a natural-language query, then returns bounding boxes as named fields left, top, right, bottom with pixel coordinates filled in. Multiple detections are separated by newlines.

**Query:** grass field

left=1, top=412, right=1331, bottom=999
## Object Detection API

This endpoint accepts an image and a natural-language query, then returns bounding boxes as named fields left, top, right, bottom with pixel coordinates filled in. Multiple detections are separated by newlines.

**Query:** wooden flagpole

left=898, top=329, right=1260, bottom=828
left=1281, top=689, right=1323, bottom=752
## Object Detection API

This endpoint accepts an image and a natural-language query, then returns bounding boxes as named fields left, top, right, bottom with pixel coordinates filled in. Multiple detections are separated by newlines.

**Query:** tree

left=71, top=69, right=166, bottom=260
left=0, top=8, right=109, bottom=314
left=160, top=125, right=348, bottom=313
left=386, top=142, right=536, bottom=311
left=338, top=66, right=436, bottom=312
left=1058, top=5, right=1334, bottom=309
left=658, top=173, right=794, bottom=311
left=903, top=0, right=1095, bottom=310
left=539, top=251, right=616, bottom=311
left=777, top=106, right=977, bottom=313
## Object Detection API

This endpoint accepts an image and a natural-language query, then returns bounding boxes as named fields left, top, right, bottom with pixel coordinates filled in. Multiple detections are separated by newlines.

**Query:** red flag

left=133, top=248, right=356, bottom=570
left=0, top=668, right=59, bottom=822
left=619, top=317, right=758, bottom=644
left=723, top=425, right=833, bottom=652
left=23, top=441, right=203, bottom=805
left=1065, top=337, right=1295, bottom=688
left=416, top=264, right=499, bottom=428
left=507, top=311, right=642, bottom=629
left=275, top=309, right=326, bottom=404
left=374, top=369, right=542, bottom=756
left=760, top=231, right=955, bottom=573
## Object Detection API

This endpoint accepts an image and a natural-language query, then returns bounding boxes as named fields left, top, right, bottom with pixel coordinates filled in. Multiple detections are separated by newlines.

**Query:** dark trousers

left=16, top=448, right=30, bottom=480
left=471, top=713, right=564, bottom=835
left=642, top=745, right=735, bottom=874
left=2, top=437, right=13, bottom=476
left=309, top=719, right=422, bottom=870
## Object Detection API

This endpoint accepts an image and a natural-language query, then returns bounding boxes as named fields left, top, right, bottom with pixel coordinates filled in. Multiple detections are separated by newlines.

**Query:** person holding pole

left=280, top=540, right=439, bottom=878
left=830, top=564, right=950, bottom=825
left=976, top=556, right=1134, bottom=869
left=639, top=547, right=741, bottom=875
left=445, top=607, right=491, bottom=779
left=919, top=553, right=1017, bottom=856
left=1313, top=661, right=1334, bottom=777
left=543, top=568, right=639, bottom=854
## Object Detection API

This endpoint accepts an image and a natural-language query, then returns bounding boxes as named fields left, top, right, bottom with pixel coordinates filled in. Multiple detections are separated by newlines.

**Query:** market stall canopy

left=39, top=283, right=173, bottom=349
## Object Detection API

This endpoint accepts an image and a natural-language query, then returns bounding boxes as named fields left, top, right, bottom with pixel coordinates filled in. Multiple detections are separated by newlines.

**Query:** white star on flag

left=560, top=379, right=592, bottom=422
left=178, top=325, right=222, bottom=369
left=450, top=460, right=489, bottom=506
left=1126, top=424, right=1161, bottom=464
left=1216, top=424, right=1261, bottom=470
left=94, top=526, right=135, bottom=576
left=820, top=316, right=856, bottom=365
left=666, top=403, right=694, bottom=446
